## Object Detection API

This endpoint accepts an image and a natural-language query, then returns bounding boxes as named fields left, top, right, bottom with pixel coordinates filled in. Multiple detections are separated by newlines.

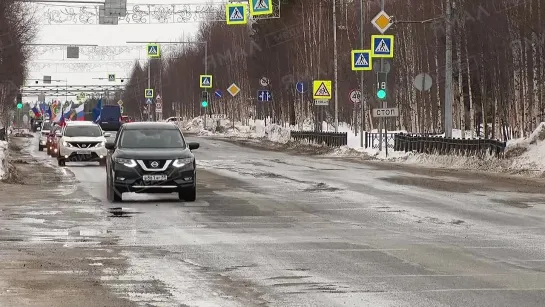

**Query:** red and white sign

left=349, top=89, right=361, bottom=103
left=155, top=102, right=162, bottom=113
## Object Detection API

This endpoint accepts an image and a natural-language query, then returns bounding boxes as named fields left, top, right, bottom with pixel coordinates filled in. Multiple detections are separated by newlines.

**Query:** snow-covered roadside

left=0, top=140, right=7, bottom=179
left=180, top=116, right=545, bottom=177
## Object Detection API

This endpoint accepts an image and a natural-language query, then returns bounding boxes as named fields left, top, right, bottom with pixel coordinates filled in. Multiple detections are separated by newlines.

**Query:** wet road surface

left=5, top=135, right=545, bottom=306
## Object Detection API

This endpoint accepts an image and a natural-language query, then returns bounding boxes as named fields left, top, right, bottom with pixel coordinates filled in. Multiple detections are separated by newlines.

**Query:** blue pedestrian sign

left=351, top=50, right=372, bottom=71
left=371, top=34, right=394, bottom=58
left=145, top=98, right=153, bottom=104
left=257, top=90, right=272, bottom=102
left=214, top=89, right=222, bottom=98
left=226, top=3, right=247, bottom=25
left=296, top=81, right=307, bottom=94
left=250, top=0, right=272, bottom=16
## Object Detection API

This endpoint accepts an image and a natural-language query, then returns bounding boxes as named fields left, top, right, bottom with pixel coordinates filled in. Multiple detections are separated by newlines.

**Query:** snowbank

left=0, top=140, right=7, bottom=179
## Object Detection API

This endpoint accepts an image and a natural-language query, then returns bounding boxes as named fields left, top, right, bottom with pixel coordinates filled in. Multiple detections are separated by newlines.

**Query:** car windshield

left=64, top=125, right=102, bottom=137
left=42, top=122, right=52, bottom=130
left=119, top=129, right=185, bottom=148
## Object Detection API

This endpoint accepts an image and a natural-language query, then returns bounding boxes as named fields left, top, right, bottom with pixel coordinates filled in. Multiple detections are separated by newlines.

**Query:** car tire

left=58, top=158, right=65, bottom=166
left=39, top=145, right=43, bottom=151
left=107, top=178, right=122, bottom=202
left=179, top=186, right=196, bottom=202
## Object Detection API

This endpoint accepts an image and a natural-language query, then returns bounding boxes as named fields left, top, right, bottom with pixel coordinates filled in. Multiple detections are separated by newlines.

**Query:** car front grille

left=141, top=160, right=167, bottom=169
left=68, top=142, right=100, bottom=148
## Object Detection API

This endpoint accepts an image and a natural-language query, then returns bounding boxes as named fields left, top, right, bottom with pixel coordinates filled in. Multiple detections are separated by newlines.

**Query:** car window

left=63, top=125, right=102, bottom=137
left=119, top=129, right=185, bottom=148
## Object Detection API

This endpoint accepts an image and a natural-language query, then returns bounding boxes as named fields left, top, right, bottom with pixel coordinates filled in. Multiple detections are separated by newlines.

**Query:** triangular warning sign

left=355, top=54, right=368, bottom=66
left=148, top=46, right=157, bottom=54
left=254, top=0, right=268, bottom=9
left=146, top=90, right=152, bottom=96
left=202, top=78, right=210, bottom=85
left=230, top=7, right=243, bottom=20
left=375, top=39, right=390, bottom=53
left=314, top=82, right=330, bottom=97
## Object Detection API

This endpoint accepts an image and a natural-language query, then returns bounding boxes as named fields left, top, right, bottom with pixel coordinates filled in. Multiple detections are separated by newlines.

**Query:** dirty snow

left=180, top=116, right=545, bottom=176
left=0, top=140, right=7, bottom=179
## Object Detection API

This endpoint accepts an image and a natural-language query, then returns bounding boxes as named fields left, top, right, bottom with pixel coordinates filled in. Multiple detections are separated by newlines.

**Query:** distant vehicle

left=47, top=124, right=62, bottom=157
left=39, top=120, right=52, bottom=151
left=120, top=115, right=133, bottom=123
left=57, top=121, right=110, bottom=166
left=31, top=118, right=43, bottom=132
left=165, top=117, right=181, bottom=123
left=97, top=105, right=122, bottom=132
left=105, top=122, right=199, bottom=202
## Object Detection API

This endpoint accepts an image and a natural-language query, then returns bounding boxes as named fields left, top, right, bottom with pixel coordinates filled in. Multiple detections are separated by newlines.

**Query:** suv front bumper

left=59, top=145, right=107, bottom=161
left=112, top=163, right=195, bottom=193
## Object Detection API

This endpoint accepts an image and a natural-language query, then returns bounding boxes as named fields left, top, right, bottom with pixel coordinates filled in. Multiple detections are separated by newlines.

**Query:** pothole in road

left=108, top=207, right=144, bottom=218
left=303, top=182, right=341, bottom=192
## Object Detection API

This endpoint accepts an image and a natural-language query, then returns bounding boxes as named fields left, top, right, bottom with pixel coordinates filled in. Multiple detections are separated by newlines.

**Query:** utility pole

left=444, top=0, right=453, bottom=137
left=333, top=0, right=339, bottom=132
left=148, top=63, right=151, bottom=122
left=359, top=0, right=364, bottom=147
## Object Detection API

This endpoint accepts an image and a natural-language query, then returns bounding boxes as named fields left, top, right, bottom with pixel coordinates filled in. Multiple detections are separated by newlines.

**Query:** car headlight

left=63, top=141, right=68, bottom=147
left=114, top=158, right=137, bottom=167
left=96, top=141, right=105, bottom=147
left=172, top=158, right=193, bottom=168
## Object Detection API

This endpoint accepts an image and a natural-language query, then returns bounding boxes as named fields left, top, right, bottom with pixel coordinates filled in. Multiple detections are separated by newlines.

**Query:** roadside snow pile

left=508, top=123, right=545, bottom=173
left=0, top=140, right=7, bottom=179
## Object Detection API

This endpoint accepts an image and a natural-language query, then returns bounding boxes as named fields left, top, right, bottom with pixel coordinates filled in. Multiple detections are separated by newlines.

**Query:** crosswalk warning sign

left=375, top=40, right=389, bottom=53
left=355, top=54, right=368, bottom=66
left=250, top=0, right=272, bottom=16
left=226, top=4, right=248, bottom=24
left=371, top=34, right=394, bottom=58
left=313, top=80, right=332, bottom=100
left=147, top=44, right=160, bottom=58
left=200, top=75, right=213, bottom=88
left=254, top=0, right=268, bottom=9
left=230, top=7, right=243, bottom=20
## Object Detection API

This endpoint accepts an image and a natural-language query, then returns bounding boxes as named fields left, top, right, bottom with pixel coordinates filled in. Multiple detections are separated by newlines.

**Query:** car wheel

left=107, top=172, right=122, bottom=202
left=39, top=145, right=43, bottom=151
left=179, top=185, right=196, bottom=202
left=58, top=158, right=65, bottom=166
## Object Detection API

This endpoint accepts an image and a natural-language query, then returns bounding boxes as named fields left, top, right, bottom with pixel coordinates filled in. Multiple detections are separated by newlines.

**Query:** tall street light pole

left=332, top=0, right=339, bottom=132
left=444, top=0, right=453, bottom=137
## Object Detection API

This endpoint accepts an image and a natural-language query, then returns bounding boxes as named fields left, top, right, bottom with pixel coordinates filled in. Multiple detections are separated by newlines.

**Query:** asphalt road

left=19, top=135, right=545, bottom=306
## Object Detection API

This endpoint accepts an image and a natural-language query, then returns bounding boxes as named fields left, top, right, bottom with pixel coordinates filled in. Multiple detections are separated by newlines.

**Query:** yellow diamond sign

left=227, top=83, right=240, bottom=97
left=371, top=10, right=392, bottom=34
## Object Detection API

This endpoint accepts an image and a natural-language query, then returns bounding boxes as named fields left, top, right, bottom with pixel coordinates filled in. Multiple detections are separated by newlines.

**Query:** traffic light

left=16, top=94, right=22, bottom=109
left=377, top=89, right=386, bottom=99
left=201, top=91, right=208, bottom=108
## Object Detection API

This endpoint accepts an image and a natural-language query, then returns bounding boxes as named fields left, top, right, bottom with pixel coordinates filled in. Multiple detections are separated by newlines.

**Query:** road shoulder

left=0, top=137, right=135, bottom=307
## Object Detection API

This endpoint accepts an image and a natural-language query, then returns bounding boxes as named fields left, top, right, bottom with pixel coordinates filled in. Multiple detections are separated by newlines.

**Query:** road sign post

left=226, top=3, right=247, bottom=25
left=250, top=0, right=272, bottom=16
left=108, top=74, right=116, bottom=82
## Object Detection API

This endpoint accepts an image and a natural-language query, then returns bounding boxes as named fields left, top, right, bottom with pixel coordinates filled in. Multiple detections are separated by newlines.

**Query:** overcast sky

left=25, top=0, right=204, bottom=102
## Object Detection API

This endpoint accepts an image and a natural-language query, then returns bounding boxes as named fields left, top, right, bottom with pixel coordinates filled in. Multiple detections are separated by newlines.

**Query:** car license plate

left=143, top=174, right=167, bottom=181
left=77, top=151, right=89, bottom=155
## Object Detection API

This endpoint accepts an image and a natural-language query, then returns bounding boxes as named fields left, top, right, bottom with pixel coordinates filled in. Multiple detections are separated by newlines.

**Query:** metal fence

left=290, top=131, right=347, bottom=147
left=364, top=132, right=397, bottom=149
left=394, top=133, right=506, bottom=157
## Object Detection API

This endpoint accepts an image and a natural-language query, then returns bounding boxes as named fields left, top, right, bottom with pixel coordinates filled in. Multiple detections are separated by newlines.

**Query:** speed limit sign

left=349, top=89, right=361, bottom=103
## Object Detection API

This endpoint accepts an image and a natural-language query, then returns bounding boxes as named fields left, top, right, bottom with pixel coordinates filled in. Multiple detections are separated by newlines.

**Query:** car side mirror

left=105, top=142, right=116, bottom=150
left=103, top=132, right=111, bottom=137
left=188, top=142, right=199, bottom=150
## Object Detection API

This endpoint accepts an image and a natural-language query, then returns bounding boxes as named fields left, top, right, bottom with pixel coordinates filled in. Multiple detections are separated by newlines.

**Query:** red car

left=120, top=116, right=133, bottom=123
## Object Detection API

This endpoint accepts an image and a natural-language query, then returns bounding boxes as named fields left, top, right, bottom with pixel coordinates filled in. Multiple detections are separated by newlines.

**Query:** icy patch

left=0, top=140, right=7, bottom=179
left=19, top=217, right=46, bottom=224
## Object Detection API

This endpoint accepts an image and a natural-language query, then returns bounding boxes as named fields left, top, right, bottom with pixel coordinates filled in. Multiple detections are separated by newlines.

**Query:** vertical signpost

left=146, top=43, right=160, bottom=121
left=200, top=75, right=212, bottom=128
left=155, top=94, right=162, bottom=121
left=370, top=7, right=394, bottom=156
left=227, top=83, right=240, bottom=129
left=313, top=80, right=332, bottom=132
left=295, top=81, right=307, bottom=130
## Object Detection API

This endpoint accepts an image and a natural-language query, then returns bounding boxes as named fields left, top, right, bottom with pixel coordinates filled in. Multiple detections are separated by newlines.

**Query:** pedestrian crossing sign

left=200, top=75, right=213, bottom=88
left=145, top=88, right=154, bottom=98
left=147, top=44, right=160, bottom=58
left=226, top=3, right=247, bottom=25
left=351, top=50, right=372, bottom=71
left=250, top=0, right=272, bottom=16
left=371, top=35, right=394, bottom=58
left=313, top=80, right=332, bottom=100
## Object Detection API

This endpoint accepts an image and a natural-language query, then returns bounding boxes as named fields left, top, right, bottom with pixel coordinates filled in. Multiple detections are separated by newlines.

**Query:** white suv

left=57, top=121, right=110, bottom=166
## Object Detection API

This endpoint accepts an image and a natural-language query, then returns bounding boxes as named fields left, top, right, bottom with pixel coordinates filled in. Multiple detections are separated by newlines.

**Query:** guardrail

left=290, top=131, right=347, bottom=147
left=394, top=133, right=506, bottom=157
